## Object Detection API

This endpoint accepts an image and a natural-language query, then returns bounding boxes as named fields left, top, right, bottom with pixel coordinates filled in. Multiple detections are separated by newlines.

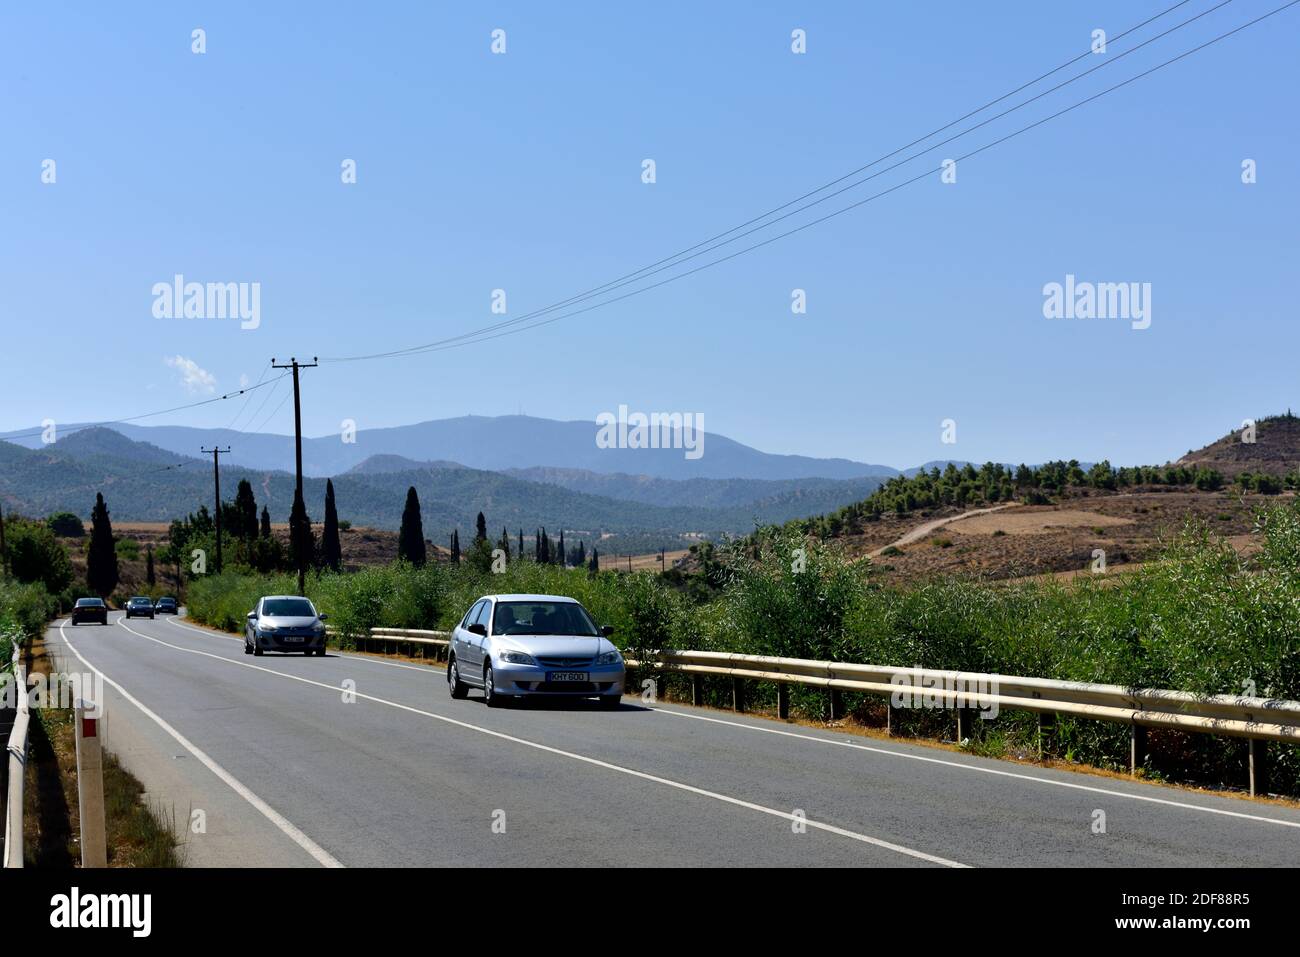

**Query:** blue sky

left=3, top=1, right=1297, bottom=470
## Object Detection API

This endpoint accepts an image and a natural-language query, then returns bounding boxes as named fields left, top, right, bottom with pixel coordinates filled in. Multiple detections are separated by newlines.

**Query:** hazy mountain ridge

left=0, top=415, right=894, bottom=481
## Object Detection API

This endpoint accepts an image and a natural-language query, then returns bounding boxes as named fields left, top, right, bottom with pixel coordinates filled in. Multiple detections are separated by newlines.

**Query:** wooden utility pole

left=271, top=357, right=318, bottom=595
left=200, top=446, right=231, bottom=574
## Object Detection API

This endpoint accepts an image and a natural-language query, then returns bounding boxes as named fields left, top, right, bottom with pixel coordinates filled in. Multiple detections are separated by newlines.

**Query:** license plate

left=284, top=635, right=304, bottom=643
left=548, top=672, right=588, bottom=682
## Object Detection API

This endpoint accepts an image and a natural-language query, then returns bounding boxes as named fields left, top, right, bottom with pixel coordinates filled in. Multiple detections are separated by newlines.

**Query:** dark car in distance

left=124, top=596, right=156, bottom=620
left=154, top=597, right=178, bottom=615
left=71, top=597, right=109, bottom=625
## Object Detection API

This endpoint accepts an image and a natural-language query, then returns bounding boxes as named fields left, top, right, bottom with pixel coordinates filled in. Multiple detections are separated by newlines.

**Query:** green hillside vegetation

left=791, top=459, right=1244, bottom=538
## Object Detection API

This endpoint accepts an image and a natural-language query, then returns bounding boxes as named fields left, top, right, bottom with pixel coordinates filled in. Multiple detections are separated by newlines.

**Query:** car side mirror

left=247, top=612, right=257, bottom=620
left=318, top=613, right=328, bottom=621
left=601, top=625, right=615, bottom=637
left=467, top=623, right=487, bottom=637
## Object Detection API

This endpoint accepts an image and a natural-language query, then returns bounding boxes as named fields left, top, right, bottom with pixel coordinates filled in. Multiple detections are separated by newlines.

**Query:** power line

left=241, top=374, right=288, bottom=435
left=326, top=0, right=1296, bottom=360
left=0, top=374, right=288, bottom=444
left=225, top=361, right=271, bottom=431
left=324, top=0, right=1217, bottom=363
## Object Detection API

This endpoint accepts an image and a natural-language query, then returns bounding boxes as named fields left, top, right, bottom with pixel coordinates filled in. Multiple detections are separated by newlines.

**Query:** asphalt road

left=42, top=611, right=1300, bottom=867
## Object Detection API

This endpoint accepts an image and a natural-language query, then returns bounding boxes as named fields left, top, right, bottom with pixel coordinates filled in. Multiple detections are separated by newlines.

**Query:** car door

left=465, top=599, right=493, bottom=677
left=454, top=600, right=485, bottom=674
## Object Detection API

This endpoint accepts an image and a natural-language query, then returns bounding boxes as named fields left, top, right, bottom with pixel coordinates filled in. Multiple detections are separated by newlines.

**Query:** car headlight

left=259, top=625, right=278, bottom=634
left=596, top=650, right=623, bottom=665
left=499, top=650, right=537, bottom=666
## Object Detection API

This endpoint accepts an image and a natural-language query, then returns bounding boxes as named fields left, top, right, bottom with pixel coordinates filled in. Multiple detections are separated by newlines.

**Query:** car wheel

left=253, top=636, right=264, bottom=657
left=243, top=637, right=252, bottom=655
left=315, top=647, right=326, bottom=657
left=447, top=659, right=467, bottom=699
left=598, top=695, right=621, bottom=710
left=483, top=664, right=507, bottom=708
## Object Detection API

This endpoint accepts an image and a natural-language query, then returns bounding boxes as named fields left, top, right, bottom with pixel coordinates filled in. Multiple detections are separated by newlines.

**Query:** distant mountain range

left=0, top=415, right=896, bottom=482
left=0, top=428, right=886, bottom=553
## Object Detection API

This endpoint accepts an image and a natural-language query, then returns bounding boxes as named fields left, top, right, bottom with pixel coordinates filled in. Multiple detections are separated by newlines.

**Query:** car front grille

left=537, top=656, right=593, bottom=668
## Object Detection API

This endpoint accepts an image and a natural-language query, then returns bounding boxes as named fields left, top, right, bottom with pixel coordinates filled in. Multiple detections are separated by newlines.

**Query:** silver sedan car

left=447, top=594, right=624, bottom=708
left=244, top=595, right=329, bottom=656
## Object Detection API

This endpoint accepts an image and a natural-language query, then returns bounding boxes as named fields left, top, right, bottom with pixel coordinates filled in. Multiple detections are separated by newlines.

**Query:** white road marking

left=167, top=615, right=441, bottom=674
left=113, top=617, right=964, bottom=867
left=647, top=704, right=1300, bottom=829
left=55, top=618, right=344, bottom=868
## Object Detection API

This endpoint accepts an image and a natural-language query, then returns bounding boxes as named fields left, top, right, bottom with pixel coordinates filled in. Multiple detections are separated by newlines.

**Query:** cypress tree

left=86, top=492, right=119, bottom=598
left=588, top=547, right=599, bottom=578
left=575, top=540, right=585, bottom=566
left=499, top=526, right=511, bottom=561
left=260, top=505, right=271, bottom=539
left=558, top=530, right=566, bottom=567
left=450, top=529, right=460, bottom=564
left=321, top=479, right=342, bottom=572
left=146, top=544, right=156, bottom=586
left=518, top=528, right=524, bottom=560
left=234, top=479, right=259, bottom=541
left=288, top=488, right=315, bottom=581
left=475, top=511, right=488, bottom=543
left=398, top=487, right=426, bottom=566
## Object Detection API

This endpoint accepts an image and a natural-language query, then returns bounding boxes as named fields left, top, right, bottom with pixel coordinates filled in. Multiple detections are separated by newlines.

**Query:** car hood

left=259, top=615, right=320, bottom=629
left=497, top=634, right=616, bottom=658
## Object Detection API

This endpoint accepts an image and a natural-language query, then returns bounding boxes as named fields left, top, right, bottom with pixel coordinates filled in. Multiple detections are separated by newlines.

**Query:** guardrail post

left=828, top=688, right=844, bottom=722
left=885, top=701, right=894, bottom=736
left=955, top=707, right=967, bottom=743
left=691, top=674, right=703, bottom=707
left=73, top=698, right=108, bottom=868
left=1129, top=724, right=1148, bottom=775
left=776, top=683, right=789, bottom=720
left=1037, top=711, right=1053, bottom=760
left=1249, top=739, right=1268, bottom=797
left=731, top=677, right=745, bottom=713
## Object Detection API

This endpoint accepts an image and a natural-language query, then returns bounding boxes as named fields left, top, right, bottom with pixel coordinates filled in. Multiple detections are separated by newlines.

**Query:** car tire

left=243, top=638, right=252, bottom=655
left=447, top=659, right=468, bottom=699
left=598, top=695, right=621, bottom=710
left=483, top=665, right=507, bottom=708
left=253, top=637, right=264, bottom=657
left=315, top=647, right=326, bottom=657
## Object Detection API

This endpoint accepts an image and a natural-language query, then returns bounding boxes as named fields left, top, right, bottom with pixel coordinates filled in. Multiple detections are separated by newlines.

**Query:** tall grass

left=184, top=500, right=1300, bottom=794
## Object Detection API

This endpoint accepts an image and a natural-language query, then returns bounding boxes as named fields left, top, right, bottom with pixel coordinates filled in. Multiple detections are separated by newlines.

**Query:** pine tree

left=321, top=479, right=342, bottom=572
left=475, top=511, right=488, bottom=543
left=146, top=544, right=156, bottom=586
left=86, top=492, right=119, bottom=598
left=398, top=487, right=426, bottom=566
left=450, top=529, right=460, bottom=564
left=288, top=488, right=315, bottom=578
left=558, top=530, right=566, bottom=567
left=234, top=479, right=259, bottom=541
left=260, top=506, right=271, bottom=539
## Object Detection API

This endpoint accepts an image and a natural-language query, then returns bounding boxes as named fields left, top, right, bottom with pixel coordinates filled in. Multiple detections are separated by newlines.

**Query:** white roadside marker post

left=74, top=698, right=107, bottom=867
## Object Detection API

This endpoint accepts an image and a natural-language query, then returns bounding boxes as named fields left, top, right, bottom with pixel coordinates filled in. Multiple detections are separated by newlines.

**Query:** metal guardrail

left=3, top=643, right=29, bottom=868
left=327, top=627, right=449, bottom=659
left=627, top=649, right=1298, bottom=796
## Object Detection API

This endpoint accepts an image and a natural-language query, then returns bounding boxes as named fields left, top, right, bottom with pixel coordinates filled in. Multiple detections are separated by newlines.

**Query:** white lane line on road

left=647, top=705, right=1300, bottom=830
left=116, top=618, right=965, bottom=867
left=55, top=619, right=344, bottom=868
left=167, top=615, right=441, bottom=674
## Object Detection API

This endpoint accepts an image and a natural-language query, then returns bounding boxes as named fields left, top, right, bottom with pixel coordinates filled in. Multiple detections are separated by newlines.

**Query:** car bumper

left=257, top=632, right=325, bottom=652
left=488, top=660, right=625, bottom=698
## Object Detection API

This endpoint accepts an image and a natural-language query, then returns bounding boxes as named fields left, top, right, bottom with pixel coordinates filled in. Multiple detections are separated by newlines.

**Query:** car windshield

left=262, top=598, right=316, bottom=617
left=492, top=601, right=599, bottom=637
left=130, top=597, right=150, bottom=604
